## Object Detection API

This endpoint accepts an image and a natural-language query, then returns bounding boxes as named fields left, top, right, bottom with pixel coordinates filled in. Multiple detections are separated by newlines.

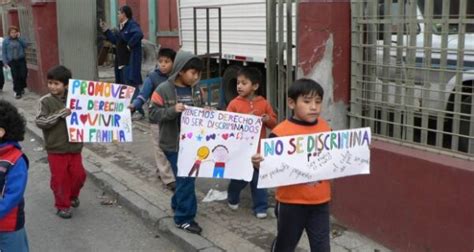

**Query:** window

left=350, top=0, right=474, bottom=157
left=418, top=0, right=474, bottom=34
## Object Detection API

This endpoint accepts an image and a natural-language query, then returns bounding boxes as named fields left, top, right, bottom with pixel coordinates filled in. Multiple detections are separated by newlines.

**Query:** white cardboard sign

left=258, top=127, right=371, bottom=188
left=177, top=106, right=262, bottom=181
left=66, top=79, right=135, bottom=143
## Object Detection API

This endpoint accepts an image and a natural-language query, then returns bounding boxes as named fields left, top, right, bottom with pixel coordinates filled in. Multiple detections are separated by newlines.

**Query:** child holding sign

left=226, top=67, right=277, bottom=219
left=130, top=48, right=177, bottom=191
left=252, top=79, right=331, bottom=251
left=149, top=50, right=204, bottom=234
left=35, top=65, right=86, bottom=219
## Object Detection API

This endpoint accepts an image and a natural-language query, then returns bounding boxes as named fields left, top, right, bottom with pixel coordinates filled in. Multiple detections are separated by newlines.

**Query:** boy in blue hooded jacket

left=129, top=48, right=177, bottom=190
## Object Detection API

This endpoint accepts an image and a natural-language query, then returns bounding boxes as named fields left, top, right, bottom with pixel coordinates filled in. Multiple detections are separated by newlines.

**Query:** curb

left=24, top=119, right=223, bottom=252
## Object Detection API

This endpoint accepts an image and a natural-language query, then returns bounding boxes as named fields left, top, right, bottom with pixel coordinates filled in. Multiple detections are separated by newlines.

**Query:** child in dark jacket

left=35, top=65, right=86, bottom=219
left=0, top=100, right=29, bottom=252
left=149, top=50, right=205, bottom=235
left=226, top=67, right=277, bottom=219
left=129, top=48, right=177, bottom=190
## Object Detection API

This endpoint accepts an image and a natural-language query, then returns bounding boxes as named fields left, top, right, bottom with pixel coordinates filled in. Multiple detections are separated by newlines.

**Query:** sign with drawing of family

left=177, top=106, right=262, bottom=181
left=66, top=79, right=135, bottom=143
left=257, top=127, right=371, bottom=188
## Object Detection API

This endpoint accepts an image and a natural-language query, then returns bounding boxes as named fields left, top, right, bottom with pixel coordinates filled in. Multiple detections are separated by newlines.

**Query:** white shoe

left=132, top=113, right=144, bottom=121
left=256, top=212, right=267, bottom=219
left=228, top=203, right=239, bottom=210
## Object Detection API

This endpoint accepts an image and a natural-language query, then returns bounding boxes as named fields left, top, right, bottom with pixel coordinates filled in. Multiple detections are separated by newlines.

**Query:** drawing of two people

left=188, top=145, right=229, bottom=178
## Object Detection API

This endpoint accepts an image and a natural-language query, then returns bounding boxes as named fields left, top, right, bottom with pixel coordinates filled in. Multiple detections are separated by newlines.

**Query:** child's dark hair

left=288, top=78, right=324, bottom=101
left=47, top=65, right=72, bottom=85
left=238, top=67, right=262, bottom=86
left=181, top=57, right=204, bottom=73
left=0, top=100, right=26, bottom=142
left=158, top=48, right=176, bottom=61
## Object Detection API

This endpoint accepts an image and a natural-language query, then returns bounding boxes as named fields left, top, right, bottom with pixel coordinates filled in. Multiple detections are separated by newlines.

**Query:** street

left=21, top=131, right=182, bottom=252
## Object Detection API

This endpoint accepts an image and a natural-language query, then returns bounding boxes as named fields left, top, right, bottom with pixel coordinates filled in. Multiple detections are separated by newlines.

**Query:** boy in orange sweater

left=226, top=67, right=277, bottom=219
left=252, top=78, right=331, bottom=251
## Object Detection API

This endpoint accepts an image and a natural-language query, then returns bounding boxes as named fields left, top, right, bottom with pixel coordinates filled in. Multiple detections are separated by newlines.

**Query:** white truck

left=178, top=0, right=295, bottom=105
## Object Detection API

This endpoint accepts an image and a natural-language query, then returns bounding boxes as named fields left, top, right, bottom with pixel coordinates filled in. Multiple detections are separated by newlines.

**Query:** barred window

left=17, top=4, right=37, bottom=65
left=350, top=0, right=474, bottom=158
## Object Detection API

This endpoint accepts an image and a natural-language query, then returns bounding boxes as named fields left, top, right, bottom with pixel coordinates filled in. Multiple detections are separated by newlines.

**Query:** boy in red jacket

left=226, top=67, right=277, bottom=219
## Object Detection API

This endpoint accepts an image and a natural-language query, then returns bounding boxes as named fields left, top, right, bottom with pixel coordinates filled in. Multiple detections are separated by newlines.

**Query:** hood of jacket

left=168, top=50, right=198, bottom=82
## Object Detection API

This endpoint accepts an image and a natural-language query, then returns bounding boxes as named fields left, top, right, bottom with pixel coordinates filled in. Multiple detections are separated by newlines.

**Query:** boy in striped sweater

left=35, top=65, right=86, bottom=219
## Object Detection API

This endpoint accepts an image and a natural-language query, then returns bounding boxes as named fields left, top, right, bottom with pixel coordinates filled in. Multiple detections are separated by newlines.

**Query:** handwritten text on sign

left=66, top=79, right=135, bottom=143
left=257, top=127, right=371, bottom=188
left=177, top=106, right=262, bottom=181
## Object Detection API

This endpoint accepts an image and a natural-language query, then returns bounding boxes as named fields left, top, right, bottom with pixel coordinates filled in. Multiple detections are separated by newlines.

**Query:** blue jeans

left=227, top=169, right=268, bottom=214
left=165, top=151, right=197, bottom=225
left=0, top=227, right=29, bottom=252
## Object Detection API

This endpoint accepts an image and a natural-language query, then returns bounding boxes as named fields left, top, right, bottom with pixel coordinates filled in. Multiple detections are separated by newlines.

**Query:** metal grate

left=350, top=0, right=474, bottom=157
left=17, top=4, right=37, bottom=65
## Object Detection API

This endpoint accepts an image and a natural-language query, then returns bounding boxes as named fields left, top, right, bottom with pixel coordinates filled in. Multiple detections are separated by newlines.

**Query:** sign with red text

left=257, top=127, right=371, bottom=188
left=66, top=79, right=135, bottom=142
left=177, top=106, right=262, bottom=181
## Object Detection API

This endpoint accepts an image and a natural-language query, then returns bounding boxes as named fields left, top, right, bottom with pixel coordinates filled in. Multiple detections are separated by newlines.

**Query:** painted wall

left=0, top=15, right=4, bottom=36
left=332, top=141, right=474, bottom=251
left=123, top=0, right=148, bottom=39
left=6, top=9, right=18, bottom=28
left=8, top=1, right=59, bottom=94
left=115, top=0, right=179, bottom=49
left=31, top=2, right=59, bottom=94
left=157, top=0, right=179, bottom=50
left=297, top=0, right=350, bottom=130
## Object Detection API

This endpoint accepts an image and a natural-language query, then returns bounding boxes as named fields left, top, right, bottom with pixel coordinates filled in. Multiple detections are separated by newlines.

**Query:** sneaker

left=132, top=112, right=144, bottom=121
left=15, top=93, right=21, bottom=99
left=256, top=212, right=268, bottom=219
left=176, top=221, right=202, bottom=235
left=166, top=182, right=176, bottom=192
left=56, top=208, right=72, bottom=219
left=71, top=198, right=80, bottom=208
left=228, top=202, right=239, bottom=210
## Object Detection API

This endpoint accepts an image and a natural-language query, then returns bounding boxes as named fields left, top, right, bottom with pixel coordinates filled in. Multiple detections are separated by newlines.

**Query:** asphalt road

left=21, top=131, right=182, bottom=252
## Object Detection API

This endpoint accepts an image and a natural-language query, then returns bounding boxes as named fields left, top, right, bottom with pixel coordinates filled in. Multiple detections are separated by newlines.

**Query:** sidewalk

left=1, top=86, right=391, bottom=252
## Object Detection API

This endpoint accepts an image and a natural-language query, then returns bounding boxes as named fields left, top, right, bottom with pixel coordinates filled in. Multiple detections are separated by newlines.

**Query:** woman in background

left=3, top=26, right=28, bottom=99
